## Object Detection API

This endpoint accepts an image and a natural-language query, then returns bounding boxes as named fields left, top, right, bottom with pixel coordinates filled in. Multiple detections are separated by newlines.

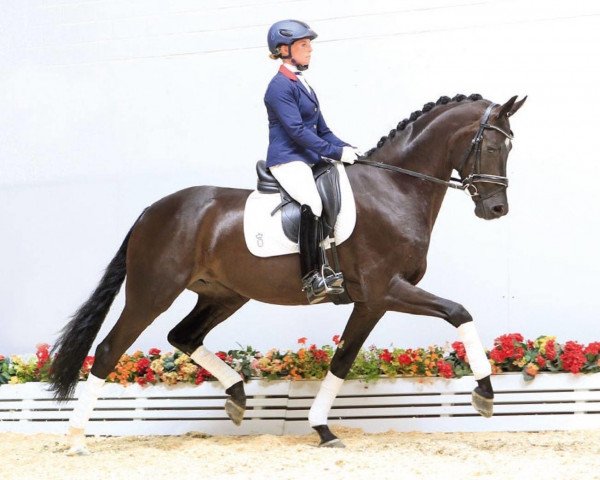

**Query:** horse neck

left=358, top=103, right=481, bottom=229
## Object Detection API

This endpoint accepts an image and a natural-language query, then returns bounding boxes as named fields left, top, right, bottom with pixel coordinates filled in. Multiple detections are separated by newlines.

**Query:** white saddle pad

left=243, top=162, right=356, bottom=258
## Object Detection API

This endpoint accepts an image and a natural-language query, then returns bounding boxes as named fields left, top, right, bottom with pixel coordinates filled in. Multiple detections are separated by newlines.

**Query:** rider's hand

left=340, top=146, right=359, bottom=164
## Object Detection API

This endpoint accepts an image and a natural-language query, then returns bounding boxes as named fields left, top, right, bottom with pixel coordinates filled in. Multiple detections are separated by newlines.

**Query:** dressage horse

left=50, top=93, right=526, bottom=451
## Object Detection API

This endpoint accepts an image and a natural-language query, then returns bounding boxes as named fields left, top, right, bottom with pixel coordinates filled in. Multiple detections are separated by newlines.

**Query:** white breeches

left=270, top=161, right=323, bottom=217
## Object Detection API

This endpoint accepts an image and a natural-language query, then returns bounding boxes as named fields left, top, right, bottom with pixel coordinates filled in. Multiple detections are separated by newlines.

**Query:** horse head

left=457, top=95, right=527, bottom=220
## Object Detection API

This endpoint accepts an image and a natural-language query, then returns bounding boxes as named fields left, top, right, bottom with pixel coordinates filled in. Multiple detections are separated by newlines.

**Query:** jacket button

left=313, top=125, right=317, bottom=129
left=314, top=107, right=317, bottom=112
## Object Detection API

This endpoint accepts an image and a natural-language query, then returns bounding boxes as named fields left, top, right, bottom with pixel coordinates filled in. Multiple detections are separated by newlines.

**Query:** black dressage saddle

left=255, top=160, right=342, bottom=243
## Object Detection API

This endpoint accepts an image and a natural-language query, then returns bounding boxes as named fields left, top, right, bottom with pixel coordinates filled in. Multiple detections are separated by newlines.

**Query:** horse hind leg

left=67, top=281, right=187, bottom=455
left=168, top=290, right=249, bottom=426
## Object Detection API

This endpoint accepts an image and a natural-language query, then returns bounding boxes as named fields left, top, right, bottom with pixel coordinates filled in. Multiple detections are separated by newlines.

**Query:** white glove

left=340, top=146, right=360, bottom=164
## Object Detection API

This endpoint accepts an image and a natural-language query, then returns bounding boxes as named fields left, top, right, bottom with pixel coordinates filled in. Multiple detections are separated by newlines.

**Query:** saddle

left=255, top=160, right=342, bottom=243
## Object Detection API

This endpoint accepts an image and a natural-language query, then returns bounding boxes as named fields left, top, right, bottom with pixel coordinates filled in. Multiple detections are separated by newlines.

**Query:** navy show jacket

left=264, top=65, right=349, bottom=168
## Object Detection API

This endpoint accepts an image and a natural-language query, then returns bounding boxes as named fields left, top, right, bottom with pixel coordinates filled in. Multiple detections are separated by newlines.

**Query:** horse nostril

left=492, top=205, right=505, bottom=215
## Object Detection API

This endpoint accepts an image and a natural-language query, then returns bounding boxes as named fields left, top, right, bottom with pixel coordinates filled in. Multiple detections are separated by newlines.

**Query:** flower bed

left=1, top=334, right=599, bottom=387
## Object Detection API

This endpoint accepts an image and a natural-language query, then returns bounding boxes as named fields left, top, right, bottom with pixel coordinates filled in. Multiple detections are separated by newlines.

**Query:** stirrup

left=301, top=272, right=327, bottom=304
left=321, top=265, right=345, bottom=294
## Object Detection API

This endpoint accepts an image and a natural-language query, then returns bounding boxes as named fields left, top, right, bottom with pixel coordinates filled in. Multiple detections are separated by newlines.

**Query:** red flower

left=0, top=355, right=5, bottom=362
left=195, top=367, right=211, bottom=385
left=313, top=349, right=329, bottom=363
left=536, top=355, right=546, bottom=368
left=332, top=335, right=341, bottom=346
left=297, top=337, right=307, bottom=345
left=82, top=356, right=95, bottom=375
left=584, top=342, right=600, bottom=357
left=148, top=348, right=161, bottom=356
left=397, top=353, right=412, bottom=366
left=135, top=357, right=151, bottom=374
left=136, top=377, right=147, bottom=386
left=379, top=349, right=393, bottom=363
left=545, top=339, right=556, bottom=361
left=216, top=351, right=227, bottom=361
left=452, top=341, right=467, bottom=361
left=560, top=341, right=585, bottom=374
left=490, top=333, right=526, bottom=365
left=436, top=361, right=453, bottom=379
left=35, top=343, right=51, bottom=371
left=490, top=348, right=508, bottom=363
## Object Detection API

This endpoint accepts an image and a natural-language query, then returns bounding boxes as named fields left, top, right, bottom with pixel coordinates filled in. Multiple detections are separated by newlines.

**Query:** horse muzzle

left=474, top=194, right=509, bottom=220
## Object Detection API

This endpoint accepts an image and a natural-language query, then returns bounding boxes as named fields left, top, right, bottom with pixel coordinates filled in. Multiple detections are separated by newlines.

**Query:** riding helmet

left=267, top=19, right=318, bottom=56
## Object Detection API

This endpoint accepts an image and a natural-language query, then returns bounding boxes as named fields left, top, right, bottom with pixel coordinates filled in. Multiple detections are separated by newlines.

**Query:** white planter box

left=1, top=373, right=599, bottom=435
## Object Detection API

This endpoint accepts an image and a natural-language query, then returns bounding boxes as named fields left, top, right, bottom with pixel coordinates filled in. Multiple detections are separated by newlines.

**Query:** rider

left=265, top=19, right=361, bottom=304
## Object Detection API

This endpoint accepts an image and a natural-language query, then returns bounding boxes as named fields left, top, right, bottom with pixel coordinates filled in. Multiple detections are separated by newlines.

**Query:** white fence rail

left=1, top=374, right=599, bottom=436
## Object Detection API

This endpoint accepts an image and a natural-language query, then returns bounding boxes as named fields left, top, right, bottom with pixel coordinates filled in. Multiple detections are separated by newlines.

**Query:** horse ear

left=506, top=95, right=527, bottom=117
left=496, top=95, right=518, bottom=118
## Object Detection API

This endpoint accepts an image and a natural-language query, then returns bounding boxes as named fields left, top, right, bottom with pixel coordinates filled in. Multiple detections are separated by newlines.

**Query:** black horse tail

left=49, top=211, right=145, bottom=401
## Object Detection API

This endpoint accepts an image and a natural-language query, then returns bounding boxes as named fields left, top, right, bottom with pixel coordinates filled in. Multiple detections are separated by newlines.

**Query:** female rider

left=265, top=19, right=361, bottom=304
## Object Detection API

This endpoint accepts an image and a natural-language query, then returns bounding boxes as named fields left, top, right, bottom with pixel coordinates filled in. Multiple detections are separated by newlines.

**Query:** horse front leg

left=310, top=304, right=385, bottom=447
left=383, top=275, right=494, bottom=417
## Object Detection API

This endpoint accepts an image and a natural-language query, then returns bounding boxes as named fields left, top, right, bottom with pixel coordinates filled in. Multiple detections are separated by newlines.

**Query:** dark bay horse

left=50, top=93, right=526, bottom=449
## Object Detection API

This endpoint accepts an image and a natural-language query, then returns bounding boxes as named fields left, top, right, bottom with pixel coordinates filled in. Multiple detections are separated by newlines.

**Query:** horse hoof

left=472, top=390, right=494, bottom=418
left=225, top=398, right=245, bottom=426
left=319, top=438, right=345, bottom=448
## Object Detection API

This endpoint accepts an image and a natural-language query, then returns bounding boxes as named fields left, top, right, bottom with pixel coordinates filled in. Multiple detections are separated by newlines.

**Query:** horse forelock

left=365, top=93, right=485, bottom=157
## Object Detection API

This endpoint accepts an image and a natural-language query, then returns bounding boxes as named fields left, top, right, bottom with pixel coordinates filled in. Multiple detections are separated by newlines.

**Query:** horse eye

left=486, top=146, right=499, bottom=153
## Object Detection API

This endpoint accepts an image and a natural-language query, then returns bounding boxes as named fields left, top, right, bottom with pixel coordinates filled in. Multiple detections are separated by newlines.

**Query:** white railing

left=1, top=373, right=599, bottom=435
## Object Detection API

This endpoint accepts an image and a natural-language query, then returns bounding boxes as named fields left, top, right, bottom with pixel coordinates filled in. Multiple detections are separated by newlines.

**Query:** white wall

left=1, top=0, right=599, bottom=357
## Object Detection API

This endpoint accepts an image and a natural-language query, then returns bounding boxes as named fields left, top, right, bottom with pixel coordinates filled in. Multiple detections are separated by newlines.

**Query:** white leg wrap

left=458, top=322, right=492, bottom=380
left=69, top=374, right=105, bottom=430
left=308, top=371, right=344, bottom=427
left=191, top=346, right=241, bottom=390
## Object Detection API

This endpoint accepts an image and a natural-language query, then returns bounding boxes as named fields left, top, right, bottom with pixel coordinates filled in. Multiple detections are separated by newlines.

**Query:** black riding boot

left=299, top=205, right=344, bottom=304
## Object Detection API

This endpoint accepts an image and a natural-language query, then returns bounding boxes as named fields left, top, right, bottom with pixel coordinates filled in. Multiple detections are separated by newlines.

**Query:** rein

left=354, top=103, right=514, bottom=198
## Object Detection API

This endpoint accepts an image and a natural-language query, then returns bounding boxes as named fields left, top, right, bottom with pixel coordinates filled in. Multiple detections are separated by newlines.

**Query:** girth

left=255, top=160, right=342, bottom=243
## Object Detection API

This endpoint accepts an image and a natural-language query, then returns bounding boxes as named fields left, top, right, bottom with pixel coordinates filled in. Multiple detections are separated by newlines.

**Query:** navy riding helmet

left=267, top=19, right=318, bottom=57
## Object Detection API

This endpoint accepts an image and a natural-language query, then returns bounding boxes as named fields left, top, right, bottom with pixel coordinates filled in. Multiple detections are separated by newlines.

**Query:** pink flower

left=332, top=335, right=341, bottom=345
left=148, top=348, right=161, bottom=356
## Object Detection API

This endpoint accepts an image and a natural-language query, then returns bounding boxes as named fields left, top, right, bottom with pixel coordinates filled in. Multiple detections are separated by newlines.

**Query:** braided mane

left=365, top=93, right=483, bottom=157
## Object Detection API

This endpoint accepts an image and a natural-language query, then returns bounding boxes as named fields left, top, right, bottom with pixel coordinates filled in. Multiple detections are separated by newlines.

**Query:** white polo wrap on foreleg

left=458, top=321, right=492, bottom=380
left=308, top=371, right=344, bottom=426
left=191, top=345, right=241, bottom=390
left=69, top=373, right=105, bottom=430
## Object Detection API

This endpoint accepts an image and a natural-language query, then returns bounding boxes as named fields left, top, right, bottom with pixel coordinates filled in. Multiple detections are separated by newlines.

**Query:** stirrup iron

left=321, top=264, right=345, bottom=294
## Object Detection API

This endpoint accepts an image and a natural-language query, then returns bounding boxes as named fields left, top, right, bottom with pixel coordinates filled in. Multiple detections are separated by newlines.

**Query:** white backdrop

left=1, top=0, right=599, bottom=356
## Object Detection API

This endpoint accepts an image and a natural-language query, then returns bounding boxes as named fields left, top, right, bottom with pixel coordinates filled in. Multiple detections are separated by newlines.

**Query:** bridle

left=354, top=102, right=514, bottom=199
